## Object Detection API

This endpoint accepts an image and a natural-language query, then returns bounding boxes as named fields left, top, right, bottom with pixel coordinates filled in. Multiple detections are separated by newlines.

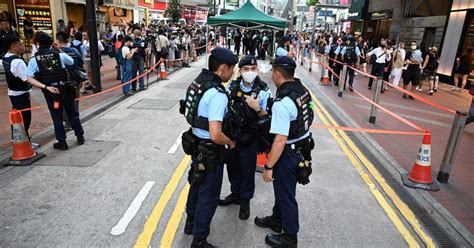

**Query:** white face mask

left=411, top=46, right=417, bottom=50
left=241, top=71, right=258, bottom=83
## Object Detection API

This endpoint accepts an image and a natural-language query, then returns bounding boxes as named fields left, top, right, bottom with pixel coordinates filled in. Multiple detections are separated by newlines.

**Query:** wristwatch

left=264, top=164, right=273, bottom=170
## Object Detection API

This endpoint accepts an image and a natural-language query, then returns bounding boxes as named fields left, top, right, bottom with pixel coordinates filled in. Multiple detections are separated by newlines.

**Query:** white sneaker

left=416, top=87, right=422, bottom=92
left=31, top=143, right=41, bottom=150
left=451, top=87, right=457, bottom=91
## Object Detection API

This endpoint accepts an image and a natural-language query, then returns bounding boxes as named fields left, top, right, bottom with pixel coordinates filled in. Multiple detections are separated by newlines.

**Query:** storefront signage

left=319, top=10, right=333, bottom=17
left=103, top=0, right=136, bottom=9
left=15, top=0, right=52, bottom=30
left=226, top=0, right=239, bottom=7
left=348, top=12, right=359, bottom=18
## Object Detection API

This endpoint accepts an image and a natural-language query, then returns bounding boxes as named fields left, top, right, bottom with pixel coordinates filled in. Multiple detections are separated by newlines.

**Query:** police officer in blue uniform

left=26, top=32, right=85, bottom=150
left=254, top=56, right=314, bottom=247
left=335, top=36, right=360, bottom=91
left=218, top=55, right=272, bottom=220
left=179, top=47, right=238, bottom=248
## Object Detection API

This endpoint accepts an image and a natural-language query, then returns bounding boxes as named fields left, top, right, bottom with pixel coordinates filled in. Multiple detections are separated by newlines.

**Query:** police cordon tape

left=308, top=51, right=457, bottom=115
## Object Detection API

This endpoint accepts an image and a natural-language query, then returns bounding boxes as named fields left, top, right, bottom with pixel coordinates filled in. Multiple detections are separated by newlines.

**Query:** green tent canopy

left=207, top=1, right=287, bottom=30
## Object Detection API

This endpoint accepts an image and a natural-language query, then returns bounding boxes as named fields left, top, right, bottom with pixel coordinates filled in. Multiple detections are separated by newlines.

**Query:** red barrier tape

left=311, top=124, right=427, bottom=136
left=19, top=59, right=163, bottom=112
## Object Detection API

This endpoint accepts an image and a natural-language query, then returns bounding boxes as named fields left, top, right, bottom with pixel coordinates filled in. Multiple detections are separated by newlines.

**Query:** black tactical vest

left=274, top=79, right=314, bottom=140
left=183, top=70, right=226, bottom=131
left=34, top=48, right=68, bottom=85
left=2, top=55, right=31, bottom=92
left=226, top=76, right=269, bottom=142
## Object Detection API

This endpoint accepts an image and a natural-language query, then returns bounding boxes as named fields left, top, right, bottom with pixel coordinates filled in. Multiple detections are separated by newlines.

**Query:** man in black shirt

left=0, top=18, right=20, bottom=59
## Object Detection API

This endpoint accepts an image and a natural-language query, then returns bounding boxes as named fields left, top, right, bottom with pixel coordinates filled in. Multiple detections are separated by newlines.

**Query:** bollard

left=338, top=63, right=348, bottom=97
left=437, top=111, right=468, bottom=183
left=309, top=51, right=313, bottom=72
left=369, top=77, right=383, bottom=124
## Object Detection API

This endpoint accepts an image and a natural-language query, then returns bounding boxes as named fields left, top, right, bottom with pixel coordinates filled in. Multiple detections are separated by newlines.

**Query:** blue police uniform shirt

left=26, top=50, right=74, bottom=77
left=270, top=96, right=310, bottom=144
left=227, top=80, right=273, bottom=111
left=192, top=88, right=228, bottom=140
left=276, top=47, right=289, bottom=57
left=336, top=45, right=361, bottom=57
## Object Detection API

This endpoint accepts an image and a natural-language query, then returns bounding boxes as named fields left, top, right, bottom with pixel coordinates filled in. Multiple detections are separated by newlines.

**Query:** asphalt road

left=0, top=58, right=431, bottom=247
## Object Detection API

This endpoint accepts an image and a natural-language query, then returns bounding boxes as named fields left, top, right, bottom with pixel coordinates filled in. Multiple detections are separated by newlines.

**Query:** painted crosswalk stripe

left=167, top=131, right=184, bottom=154
left=110, top=181, right=155, bottom=236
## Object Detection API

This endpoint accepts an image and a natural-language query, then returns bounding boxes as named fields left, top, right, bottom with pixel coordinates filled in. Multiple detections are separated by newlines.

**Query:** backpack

left=116, top=46, right=125, bottom=64
left=328, top=44, right=338, bottom=58
left=70, top=41, right=83, bottom=56
left=343, top=45, right=357, bottom=64
left=426, top=54, right=439, bottom=71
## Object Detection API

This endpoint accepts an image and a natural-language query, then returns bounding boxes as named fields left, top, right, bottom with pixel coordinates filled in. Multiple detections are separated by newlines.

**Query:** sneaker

left=254, top=216, right=282, bottom=233
left=451, top=87, right=457, bottom=91
left=434, top=88, right=438, bottom=92
left=123, top=91, right=135, bottom=96
left=403, top=94, right=409, bottom=99
left=416, top=86, right=421, bottom=92
left=31, top=143, right=41, bottom=150
left=53, top=140, right=68, bottom=150
left=85, top=85, right=95, bottom=90
left=429, top=90, right=434, bottom=95
left=77, top=135, right=85, bottom=145
left=138, top=87, right=147, bottom=91
left=367, top=86, right=372, bottom=90
left=409, top=95, right=415, bottom=100
left=81, top=90, right=89, bottom=95
left=459, top=89, right=464, bottom=93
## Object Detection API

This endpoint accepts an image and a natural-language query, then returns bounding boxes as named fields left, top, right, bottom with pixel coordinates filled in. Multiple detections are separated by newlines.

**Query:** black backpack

left=328, top=44, right=338, bottom=58
left=343, top=45, right=357, bottom=64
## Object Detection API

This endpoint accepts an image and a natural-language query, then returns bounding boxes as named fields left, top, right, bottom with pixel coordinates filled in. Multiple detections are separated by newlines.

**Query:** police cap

left=210, top=47, right=238, bottom=65
left=271, top=56, right=296, bottom=68
left=238, top=55, right=258, bottom=68
left=281, top=36, right=291, bottom=42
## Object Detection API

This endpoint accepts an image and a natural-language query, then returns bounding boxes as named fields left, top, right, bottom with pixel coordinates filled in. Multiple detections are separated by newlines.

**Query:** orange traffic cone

left=256, top=153, right=268, bottom=173
left=402, top=131, right=439, bottom=191
left=4, top=110, right=45, bottom=166
left=320, top=57, right=331, bottom=86
left=160, top=61, right=167, bottom=80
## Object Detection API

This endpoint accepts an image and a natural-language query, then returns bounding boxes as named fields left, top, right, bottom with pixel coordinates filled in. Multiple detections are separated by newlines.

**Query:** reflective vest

left=2, top=55, right=31, bottom=92
left=183, top=71, right=226, bottom=131
left=34, top=48, right=68, bottom=85
left=274, top=79, right=314, bottom=140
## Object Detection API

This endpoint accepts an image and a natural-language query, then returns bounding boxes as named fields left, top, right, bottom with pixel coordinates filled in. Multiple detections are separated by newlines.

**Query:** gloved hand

left=296, top=160, right=312, bottom=185
left=187, top=163, right=206, bottom=186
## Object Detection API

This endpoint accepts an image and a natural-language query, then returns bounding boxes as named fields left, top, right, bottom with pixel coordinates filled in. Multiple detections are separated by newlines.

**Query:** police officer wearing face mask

left=26, top=32, right=85, bottom=150
left=179, top=47, right=238, bottom=248
left=254, top=56, right=314, bottom=248
left=218, top=55, right=272, bottom=220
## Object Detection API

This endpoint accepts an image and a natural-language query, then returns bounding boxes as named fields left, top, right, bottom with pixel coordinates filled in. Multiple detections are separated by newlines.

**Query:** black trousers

left=345, top=66, right=355, bottom=87
left=368, top=63, right=386, bottom=88
left=333, top=62, right=342, bottom=85
left=9, top=93, right=31, bottom=139
left=234, top=40, right=241, bottom=55
left=43, top=85, right=84, bottom=141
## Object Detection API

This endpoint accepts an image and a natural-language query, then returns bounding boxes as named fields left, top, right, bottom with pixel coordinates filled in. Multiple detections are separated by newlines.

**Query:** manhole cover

left=35, top=141, right=120, bottom=167
left=127, top=99, right=177, bottom=110
left=164, top=83, right=190, bottom=89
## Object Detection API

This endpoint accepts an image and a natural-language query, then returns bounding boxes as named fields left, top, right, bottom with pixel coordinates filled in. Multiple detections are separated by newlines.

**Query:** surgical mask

left=411, top=45, right=417, bottom=50
left=242, top=71, right=258, bottom=83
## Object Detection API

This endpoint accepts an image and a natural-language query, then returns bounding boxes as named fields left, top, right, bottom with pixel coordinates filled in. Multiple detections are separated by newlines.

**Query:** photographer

left=131, top=29, right=148, bottom=91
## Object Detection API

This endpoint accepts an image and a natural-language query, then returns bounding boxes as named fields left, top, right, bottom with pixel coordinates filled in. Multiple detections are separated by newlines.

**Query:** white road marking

left=167, top=131, right=184, bottom=154
left=110, top=181, right=155, bottom=236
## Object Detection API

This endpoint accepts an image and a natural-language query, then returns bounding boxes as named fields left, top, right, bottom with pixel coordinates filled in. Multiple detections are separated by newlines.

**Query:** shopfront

left=137, top=0, right=152, bottom=25
left=64, top=0, right=86, bottom=29
left=347, top=0, right=367, bottom=36
left=102, top=0, right=136, bottom=27
left=364, top=0, right=402, bottom=41
left=439, top=0, right=474, bottom=83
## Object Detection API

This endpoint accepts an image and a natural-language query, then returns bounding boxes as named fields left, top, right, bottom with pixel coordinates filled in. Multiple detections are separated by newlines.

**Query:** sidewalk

left=298, top=58, right=474, bottom=234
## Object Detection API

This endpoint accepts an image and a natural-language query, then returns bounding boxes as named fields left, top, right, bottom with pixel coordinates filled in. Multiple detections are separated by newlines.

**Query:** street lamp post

left=86, top=0, right=101, bottom=92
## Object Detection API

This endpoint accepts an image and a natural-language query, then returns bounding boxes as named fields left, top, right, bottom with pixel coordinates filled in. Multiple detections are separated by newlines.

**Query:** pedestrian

left=452, top=51, right=472, bottom=93
left=389, top=42, right=406, bottom=86
left=168, top=33, right=178, bottom=69
left=255, top=56, right=314, bottom=248
left=234, top=29, right=242, bottom=55
left=219, top=55, right=272, bottom=220
left=119, top=36, right=136, bottom=96
left=130, top=29, right=147, bottom=91
left=155, top=28, right=170, bottom=69
left=421, top=47, right=439, bottom=95
left=26, top=32, right=85, bottom=150
left=0, top=17, right=20, bottom=58
left=333, top=36, right=347, bottom=86
left=23, top=15, right=34, bottom=44
left=402, top=41, right=423, bottom=99
left=180, top=47, right=237, bottom=247
left=276, top=36, right=294, bottom=58
left=114, top=34, right=124, bottom=80
left=66, top=20, right=76, bottom=40
left=466, top=85, right=474, bottom=125
left=57, top=19, right=67, bottom=33
left=82, top=32, right=105, bottom=93
left=366, top=40, right=391, bottom=90
left=3, top=35, right=58, bottom=149
left=337, top=35, right=360, bottom=91
left=326, top=37, right=339, bottom=82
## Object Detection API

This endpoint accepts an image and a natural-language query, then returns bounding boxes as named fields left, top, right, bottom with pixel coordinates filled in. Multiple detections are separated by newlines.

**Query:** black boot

left=239, top=199, right=250, bottom=220
left=254, top=216, right=282, bottom=233
left=77, top=135, right=85, bottom=145
left=184, top=215, right=193, bottom=235
left=218, top=193, right=240, bottom=206
left=191, top=237, right=215, bottom=248
left=53, top=140, right=68, bottom=150
left=265, top=233, right=297, bottom=248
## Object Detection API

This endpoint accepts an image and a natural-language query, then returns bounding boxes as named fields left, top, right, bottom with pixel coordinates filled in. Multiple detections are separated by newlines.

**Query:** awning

left=207, top=1, right=286, bottom=30
left=347, top=0, right=365, bottom=20
left=102, top=0, right=137, bottom=10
